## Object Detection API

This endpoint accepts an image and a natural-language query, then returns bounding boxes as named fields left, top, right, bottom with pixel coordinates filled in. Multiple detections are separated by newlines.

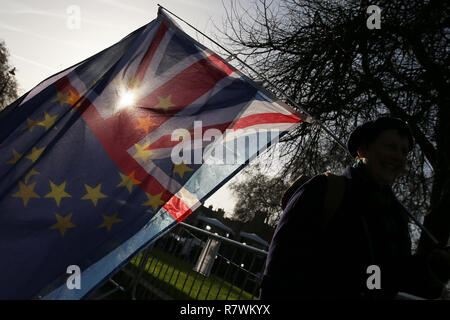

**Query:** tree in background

left=230, top=166, right=288, bottom=227
left=222, top=0, right=449, bottom=254
left=0, top=41, right=18, bottom=111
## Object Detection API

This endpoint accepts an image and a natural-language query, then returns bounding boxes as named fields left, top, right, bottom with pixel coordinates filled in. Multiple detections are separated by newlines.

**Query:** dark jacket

left=260, top=164, right=444, bottom=300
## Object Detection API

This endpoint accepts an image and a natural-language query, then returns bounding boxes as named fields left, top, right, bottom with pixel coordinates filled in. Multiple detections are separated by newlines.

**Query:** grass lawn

left=130, top=248, right=258, bottom=300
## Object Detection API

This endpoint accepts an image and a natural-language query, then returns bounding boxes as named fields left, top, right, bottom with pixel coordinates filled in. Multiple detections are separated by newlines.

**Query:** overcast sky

left=0, top=0, right=261, bottom=215
left=0, top=0, right=235, bottom=93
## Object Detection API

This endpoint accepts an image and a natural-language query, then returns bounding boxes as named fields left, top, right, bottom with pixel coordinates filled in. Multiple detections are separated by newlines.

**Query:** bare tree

left=230, top=166, right=288, bottom=226
left=222, top=0, right=449, bottom=254
left=0, top=41, right=18, bottom=110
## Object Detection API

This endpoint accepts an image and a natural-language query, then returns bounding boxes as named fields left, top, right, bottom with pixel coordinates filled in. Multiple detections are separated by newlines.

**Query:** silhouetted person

left=260, top=117, right=450, bottom=300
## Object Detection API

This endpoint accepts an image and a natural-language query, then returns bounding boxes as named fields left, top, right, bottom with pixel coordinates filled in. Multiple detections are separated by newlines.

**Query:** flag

left=0, top=9, right=302, bottom=299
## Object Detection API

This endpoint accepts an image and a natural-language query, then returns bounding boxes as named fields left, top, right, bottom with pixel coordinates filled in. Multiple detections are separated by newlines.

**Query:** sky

left=0, top=0, right=263, bottom=216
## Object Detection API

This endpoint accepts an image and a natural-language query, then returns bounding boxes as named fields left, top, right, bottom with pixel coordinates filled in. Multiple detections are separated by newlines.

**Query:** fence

left=88, top=222, right=268, bottom=300
left=87, top=222, right=443, bottom=301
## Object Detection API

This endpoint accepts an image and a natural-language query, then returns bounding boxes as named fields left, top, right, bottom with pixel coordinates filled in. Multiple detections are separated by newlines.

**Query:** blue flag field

left=0, top=8, right=302, bottom=299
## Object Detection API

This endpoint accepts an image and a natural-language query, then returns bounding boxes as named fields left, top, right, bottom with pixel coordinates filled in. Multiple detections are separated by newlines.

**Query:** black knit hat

left=347, top=117, right=414, bottom=158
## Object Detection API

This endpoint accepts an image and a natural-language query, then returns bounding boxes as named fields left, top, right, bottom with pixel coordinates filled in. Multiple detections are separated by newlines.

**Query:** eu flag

left=0, top=9, right=302, bottom=299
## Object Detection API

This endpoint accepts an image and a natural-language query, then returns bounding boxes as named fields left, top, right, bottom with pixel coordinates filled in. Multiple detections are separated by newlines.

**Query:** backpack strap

left=321, top=172, right=346, bottom=229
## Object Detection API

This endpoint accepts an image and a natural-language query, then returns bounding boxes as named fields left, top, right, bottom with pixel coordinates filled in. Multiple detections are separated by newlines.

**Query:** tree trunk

left=417, top=105, right=450, bottom=254
left=417, top=171, right=450, bottom=254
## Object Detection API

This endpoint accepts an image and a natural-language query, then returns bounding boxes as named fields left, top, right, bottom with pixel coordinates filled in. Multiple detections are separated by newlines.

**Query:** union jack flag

left=0, top=9, right=302, bottom=299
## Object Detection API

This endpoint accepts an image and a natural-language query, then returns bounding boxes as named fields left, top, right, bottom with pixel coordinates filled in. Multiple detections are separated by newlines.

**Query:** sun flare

left=118, top=90, right=136, bottom=110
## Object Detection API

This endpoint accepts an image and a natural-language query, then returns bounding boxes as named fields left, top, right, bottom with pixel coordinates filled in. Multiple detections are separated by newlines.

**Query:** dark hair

left=347, top=117, right=414, bottom=158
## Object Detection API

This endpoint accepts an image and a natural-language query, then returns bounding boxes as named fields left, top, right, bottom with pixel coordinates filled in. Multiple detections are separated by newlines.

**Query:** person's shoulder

left=302, top=173, right=328, bottom=190
left=289, top=173, right=328, bottom=203
left=280, top=174, right=330, bottom=221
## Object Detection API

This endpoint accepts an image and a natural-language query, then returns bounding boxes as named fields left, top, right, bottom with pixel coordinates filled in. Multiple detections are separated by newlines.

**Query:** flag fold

left=0, top=8, right=302, bottom=299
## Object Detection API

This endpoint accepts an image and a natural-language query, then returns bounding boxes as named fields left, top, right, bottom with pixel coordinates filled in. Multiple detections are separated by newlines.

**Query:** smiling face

left=357, top=129, right=410, bottom=186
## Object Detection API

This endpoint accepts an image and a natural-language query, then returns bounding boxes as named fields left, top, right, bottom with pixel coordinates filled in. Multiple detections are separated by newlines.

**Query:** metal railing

left=88, top=222, right=267, bottom=300
left=87, top=222, right=447, bottom=300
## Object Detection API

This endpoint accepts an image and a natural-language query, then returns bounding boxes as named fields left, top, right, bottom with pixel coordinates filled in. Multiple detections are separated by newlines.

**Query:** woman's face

left=357, top=129, right=410, bottom=186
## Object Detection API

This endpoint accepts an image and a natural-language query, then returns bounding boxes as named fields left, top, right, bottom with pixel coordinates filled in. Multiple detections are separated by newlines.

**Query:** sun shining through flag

left=0, top=8, right=303, bottom=299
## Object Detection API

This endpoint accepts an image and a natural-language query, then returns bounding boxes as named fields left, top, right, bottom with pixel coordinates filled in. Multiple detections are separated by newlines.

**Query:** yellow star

left=44, top=180, right=71, bottom=207
left=126, top=76, right=141, bottom=89
left=81, top=184, right=107, bottom=206
left=66, top=90, right=80, bottom=107
left=12, top=181, right=40, bottom=207
left=24, top=168, right=40, bottom=183
left=25, top=146, right=46, bottom=163
left=22, top=118, right=40, bottom=132
left=142, top=192, right=165, bottom=211
left=156, top=95, right=176, bottom=112
left=134, top=115, right=157, bottom=135
left=117, top=171, right=141, bottom=193
left=51, top=91, right=70, bottom=106
left=37, top=112, right=58, bottom=131
left=49, top=213, right=76, bottom=237
left=98, top=212, right=122, bottom=232
left=172, top=162, right=194, bottom=179
left=133, top=142, right=154, bottom=163
left=7, top=149, right=22, bottom=164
